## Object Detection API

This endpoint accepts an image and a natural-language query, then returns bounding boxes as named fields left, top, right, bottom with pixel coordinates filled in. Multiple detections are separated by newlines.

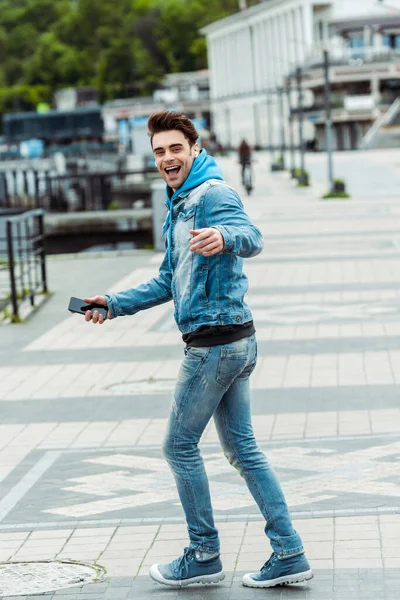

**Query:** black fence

left=0, top=167, right=157, bottom=213
left=2, top=209, right=47, bottom=323
left=0, top=142, right=118, bottom=161
left=3, top=106, right=104, bottom=144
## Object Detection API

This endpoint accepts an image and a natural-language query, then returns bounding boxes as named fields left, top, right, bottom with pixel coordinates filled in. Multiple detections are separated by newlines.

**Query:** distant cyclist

left=238, top=139, right=252, bottom=185
left=238, top=139, right=253, bottom=194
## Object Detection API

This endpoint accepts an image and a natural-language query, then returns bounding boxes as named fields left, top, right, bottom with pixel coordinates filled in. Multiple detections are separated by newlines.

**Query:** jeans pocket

left=185, top=346, right=210, bottom=360
left=217, top=349, right=248, bottom=388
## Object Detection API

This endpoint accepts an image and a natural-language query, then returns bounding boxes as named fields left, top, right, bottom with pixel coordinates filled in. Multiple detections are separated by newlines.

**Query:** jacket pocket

left=180, top=205, right=196, bottom=221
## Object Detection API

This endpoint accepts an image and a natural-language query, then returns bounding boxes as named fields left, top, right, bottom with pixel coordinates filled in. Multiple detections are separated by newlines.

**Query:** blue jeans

left=163, top=334, right=304, bottom=557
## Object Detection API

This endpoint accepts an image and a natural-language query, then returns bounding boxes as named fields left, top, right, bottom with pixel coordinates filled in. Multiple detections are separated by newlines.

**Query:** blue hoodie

left=162, top=149, right=224, bottom=269
left=105, top=148, right=264, bottom=332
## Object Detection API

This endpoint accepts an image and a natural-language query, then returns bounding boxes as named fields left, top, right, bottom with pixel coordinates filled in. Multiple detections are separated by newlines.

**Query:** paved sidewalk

left=0, top=152, right=400, bottom=599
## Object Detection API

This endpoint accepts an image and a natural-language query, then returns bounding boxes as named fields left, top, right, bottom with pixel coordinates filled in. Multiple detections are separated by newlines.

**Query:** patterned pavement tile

left=2, top=151, right=400, bottom=598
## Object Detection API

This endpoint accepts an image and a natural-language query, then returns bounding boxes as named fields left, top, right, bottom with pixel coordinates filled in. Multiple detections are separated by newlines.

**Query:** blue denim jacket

left=105, top=157, right=263, bottom=334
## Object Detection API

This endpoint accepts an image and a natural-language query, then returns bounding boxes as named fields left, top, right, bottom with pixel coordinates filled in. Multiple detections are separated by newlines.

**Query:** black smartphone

left=68, top=297, right=108, bottom=319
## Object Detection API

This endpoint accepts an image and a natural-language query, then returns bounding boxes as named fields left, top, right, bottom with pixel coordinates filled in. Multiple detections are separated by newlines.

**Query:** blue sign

left=192, top=118, right=206, bottom=131
left=130, top=116, right=148, bottom=127
left=118, top=120, right=130, bottom=146
left=19, top=139, right=44, bottom=158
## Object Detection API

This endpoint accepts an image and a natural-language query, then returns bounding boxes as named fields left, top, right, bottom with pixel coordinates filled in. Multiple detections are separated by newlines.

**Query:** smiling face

left=152, top=130, right=199, bottom=191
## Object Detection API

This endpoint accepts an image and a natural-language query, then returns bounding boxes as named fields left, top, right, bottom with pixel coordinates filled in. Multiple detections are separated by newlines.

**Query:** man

left=238, top=138, right=252, bottom=185
left=84, top=111, right=313, bottom=589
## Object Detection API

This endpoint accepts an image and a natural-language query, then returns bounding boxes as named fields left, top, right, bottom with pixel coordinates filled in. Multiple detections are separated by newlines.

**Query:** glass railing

left=304, top=45, right=400, bottom=69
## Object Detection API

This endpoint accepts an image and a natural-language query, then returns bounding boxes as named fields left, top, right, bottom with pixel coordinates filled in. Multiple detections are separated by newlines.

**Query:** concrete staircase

left=359, top=97, right=400, bottom=150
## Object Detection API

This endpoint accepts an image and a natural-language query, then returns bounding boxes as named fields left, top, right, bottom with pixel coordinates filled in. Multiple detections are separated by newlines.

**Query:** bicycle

left=241, top=160, right=253, bottom=195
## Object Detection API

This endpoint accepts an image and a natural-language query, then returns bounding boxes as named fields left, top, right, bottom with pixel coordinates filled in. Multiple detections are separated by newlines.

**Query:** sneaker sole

left=242, top=569, right=314, bottom=588
left=150, top=564, right=225, bottom=587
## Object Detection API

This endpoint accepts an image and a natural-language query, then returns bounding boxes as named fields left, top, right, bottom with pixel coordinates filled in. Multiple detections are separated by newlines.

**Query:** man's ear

left=193, top=145, right=200, bottom=158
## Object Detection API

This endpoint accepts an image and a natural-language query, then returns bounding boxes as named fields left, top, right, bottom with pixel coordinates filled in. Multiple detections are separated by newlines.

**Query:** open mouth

left=165, top=166, right=181, bottom=177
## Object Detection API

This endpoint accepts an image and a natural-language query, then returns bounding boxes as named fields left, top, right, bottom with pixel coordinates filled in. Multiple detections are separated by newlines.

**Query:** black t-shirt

left=182, top=321, right=255, bottom=347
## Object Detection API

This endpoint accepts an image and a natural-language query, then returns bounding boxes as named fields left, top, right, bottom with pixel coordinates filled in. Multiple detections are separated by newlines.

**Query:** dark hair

left=148, top=110, right=198, bottom=147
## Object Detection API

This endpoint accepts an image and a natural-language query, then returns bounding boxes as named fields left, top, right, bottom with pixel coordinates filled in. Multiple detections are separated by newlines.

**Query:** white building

left=201, top=0, right=400, bottom=150
left=102, top=70, right=211, bottom=144
left=153, top=70, right=210, bottom=119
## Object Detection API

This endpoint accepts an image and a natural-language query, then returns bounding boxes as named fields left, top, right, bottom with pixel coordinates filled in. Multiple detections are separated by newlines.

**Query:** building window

left=383, top=34, right=400, bottom=49
left=347, top=34, right=364, bottom=49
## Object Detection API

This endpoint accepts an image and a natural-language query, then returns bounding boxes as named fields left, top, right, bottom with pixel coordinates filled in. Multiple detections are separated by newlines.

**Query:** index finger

left=190, top=230, right=212, bottom=244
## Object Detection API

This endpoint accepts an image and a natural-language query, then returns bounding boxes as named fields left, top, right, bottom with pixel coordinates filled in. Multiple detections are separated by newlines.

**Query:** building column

left=279, top=13, right=289, bottom=78
left=364, top=26, right=374, bottom=58
left=272, top=16, right=281, bottom=84
left=219, top=38, right=226, bottom=97
left=231, top=32, right=238, bottom=95
left=302, top=0, right=314, bottom=51
left=208, top=40, right=218, bottom=99
left=288, top=9, right=296, bottom=68
left=225, top=35, right=232, bottom=97
left=374, top=31, right=383, bottom=51
left=284, top=12, right=293, bottom=73
left=294, top=6, right=305, bottom=64
left=241, top=27, right=251, bottom=92
left=371, top=76, right=381, bottom=106
left=216, top=38, right=224, bottom=98
left=266, top=18, right=274, bottom=86
left=249, top=24, right=258, bottom=91
left=225, top=106, right=232, bottom=149
left=259, top=22, right=266, bottom=87
left=254, top=103, right=261, bottom=147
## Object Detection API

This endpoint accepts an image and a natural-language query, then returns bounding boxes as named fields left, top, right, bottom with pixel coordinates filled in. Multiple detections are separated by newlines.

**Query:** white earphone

left=154, top=160, right=157, bottom=167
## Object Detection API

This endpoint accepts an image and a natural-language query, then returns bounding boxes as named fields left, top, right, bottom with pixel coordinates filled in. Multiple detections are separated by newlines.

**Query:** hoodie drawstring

left=162, top=200, right=173, bottom=270
left=161, top=149, right=224, bottom=273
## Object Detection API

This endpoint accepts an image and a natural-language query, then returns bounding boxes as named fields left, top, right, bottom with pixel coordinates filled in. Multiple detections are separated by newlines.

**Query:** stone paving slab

left=6, top=330, right=400, bottom=367
left=3, top=354, right=400, bottom=400
left=2, top=387, right=400, bottom=428
left=0, top=435, right=399, bottom=527
left=1, top=517, right=400, bottom=598
left=1, top=152, right=400, bottom=598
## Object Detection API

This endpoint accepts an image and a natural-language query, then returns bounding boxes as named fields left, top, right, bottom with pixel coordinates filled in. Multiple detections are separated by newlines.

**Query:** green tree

left=0, top=0, right=261, bottom=104
left=133, top=0, right=260, bottom=78
left=24, top=32, right=83, bottom=88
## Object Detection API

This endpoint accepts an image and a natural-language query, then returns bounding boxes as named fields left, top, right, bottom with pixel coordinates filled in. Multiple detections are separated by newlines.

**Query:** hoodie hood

left=163, top=149, right=224, bottom=269
left=167, top=148, right=224, bottom=204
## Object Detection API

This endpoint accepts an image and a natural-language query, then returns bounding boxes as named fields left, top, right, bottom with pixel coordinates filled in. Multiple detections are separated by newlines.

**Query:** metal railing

left=4, top=209, right=47, bottom=322
left=359, top=97, right=400, bottom=150
left=0, top=167, right=158, bottom=213
left=0, top=142, right=118, bottom=161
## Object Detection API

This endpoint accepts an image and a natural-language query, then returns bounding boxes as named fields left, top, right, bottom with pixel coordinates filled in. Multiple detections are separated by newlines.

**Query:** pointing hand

left=189, top=228, right=224, bottom=257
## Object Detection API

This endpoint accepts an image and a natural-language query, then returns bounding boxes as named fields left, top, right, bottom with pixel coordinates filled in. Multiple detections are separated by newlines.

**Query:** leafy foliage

left=0, top=0, right=260, bottom=105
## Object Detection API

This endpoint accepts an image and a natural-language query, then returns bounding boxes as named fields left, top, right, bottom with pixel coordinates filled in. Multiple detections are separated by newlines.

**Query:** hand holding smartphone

left=68, top=296, right=109, bottom=323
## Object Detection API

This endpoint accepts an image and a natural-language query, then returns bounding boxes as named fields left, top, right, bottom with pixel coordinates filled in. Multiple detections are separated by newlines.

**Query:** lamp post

left=278, top=87, right=286, bottom=169
left=266, top=90, right=274, bottom=162
left=322, top=48, right=349, bottom=197
left=296, top=66, right=305, bottom=177
left=286, top=79, right=296, bottom=178
left=323, top=49, right=334, bottom=191
left=295, top=66, right=309, bottom=186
